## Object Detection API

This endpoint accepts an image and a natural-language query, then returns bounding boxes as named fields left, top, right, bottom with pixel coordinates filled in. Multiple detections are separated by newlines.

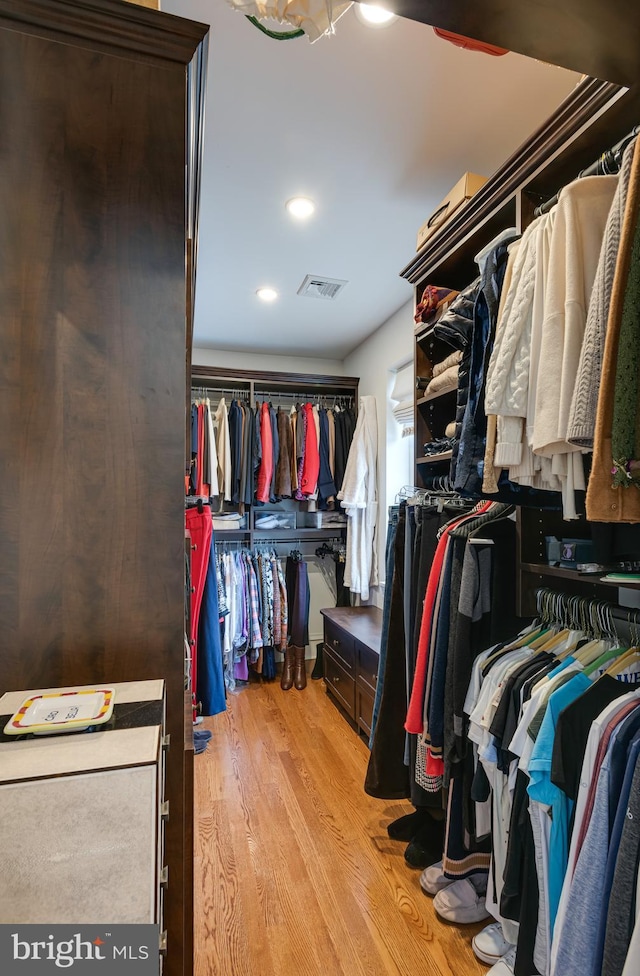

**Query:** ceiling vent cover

left=297, top=275, right=348, bottom=300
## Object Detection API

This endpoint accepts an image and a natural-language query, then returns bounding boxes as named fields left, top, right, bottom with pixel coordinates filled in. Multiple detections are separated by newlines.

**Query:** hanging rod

left=534, top=123, right=640, bottom=217
left=192, top=386, right=249, bottom=398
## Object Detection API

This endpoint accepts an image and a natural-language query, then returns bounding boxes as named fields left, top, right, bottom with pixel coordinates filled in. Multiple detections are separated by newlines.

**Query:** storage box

left=254, top=510, right=295, bottom=531
left=416, top=172, right=488, bottom=251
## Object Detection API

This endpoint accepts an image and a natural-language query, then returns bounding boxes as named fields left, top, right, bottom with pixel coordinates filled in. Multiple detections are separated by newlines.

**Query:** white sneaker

left=486, top=946, right=516, bottom=974
left=472, top=923, right=515, bottom=965
left=433, top=879, right=491, bottom=924
left=419, top=861, right=452, bottom=896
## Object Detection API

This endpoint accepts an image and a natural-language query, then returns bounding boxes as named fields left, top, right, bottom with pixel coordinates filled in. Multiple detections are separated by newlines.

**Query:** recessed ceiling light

left=355, top=3, right=397, bottom=26
left=286, top=196, right=316, bottom=219
left=256, top=287, right=278, bottom=302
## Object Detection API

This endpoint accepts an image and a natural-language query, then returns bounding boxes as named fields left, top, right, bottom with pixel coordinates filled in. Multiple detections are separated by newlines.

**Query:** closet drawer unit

left=356, top=640, right=379, bottom=695
left=323, top=647, right=356, bottom=719
left=323, top=620, right=355, bottom=672
left=356, top=686, right=374, bottom=739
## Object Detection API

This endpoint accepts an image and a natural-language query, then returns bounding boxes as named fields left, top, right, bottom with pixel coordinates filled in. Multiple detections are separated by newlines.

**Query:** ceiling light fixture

left=355, top=4, right=397, bottom=27
left=286, top=196, right=316, bottom=219
left=256, top=287, right=278, bottom=302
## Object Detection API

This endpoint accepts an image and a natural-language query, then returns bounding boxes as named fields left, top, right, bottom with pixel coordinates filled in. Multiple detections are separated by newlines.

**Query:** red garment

left=433, top=28, right=508, bottom=56
left=256, top=402, right=273, bottom=503
left=300, top=403, right=319, bottom=495
left=405, top=531, right=451, bottom=735
left=405, top=502, right=491, bottom=735
left=185, top=506, right=213, bottom=712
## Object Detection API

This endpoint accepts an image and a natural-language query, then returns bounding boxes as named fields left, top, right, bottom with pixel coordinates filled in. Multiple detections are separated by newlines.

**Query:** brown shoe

left=280, top=646, right=295, bottom=691
left=294, top=645, right=307, bottom=690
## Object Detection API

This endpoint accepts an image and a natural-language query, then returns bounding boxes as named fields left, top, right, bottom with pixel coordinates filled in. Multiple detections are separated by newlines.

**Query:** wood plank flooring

left=194, top=677, right=487, bottom=976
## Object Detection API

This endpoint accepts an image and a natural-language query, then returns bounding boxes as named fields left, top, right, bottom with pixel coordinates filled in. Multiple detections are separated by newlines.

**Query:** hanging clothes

left=185, top=504, right=213, bottom=710
left=337, top=394, right=379, bottom=601
left=256, top=401, right=273, bottom=504
left=197, top=536, right=226, bottom=716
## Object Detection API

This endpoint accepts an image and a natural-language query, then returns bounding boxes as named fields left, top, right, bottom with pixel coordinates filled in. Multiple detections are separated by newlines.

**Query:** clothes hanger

left=603, top=611, right=640, bottom=677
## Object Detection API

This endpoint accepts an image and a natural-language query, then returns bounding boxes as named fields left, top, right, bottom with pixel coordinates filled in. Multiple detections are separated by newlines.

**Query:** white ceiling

left=164, top=0, right=579, bottom=359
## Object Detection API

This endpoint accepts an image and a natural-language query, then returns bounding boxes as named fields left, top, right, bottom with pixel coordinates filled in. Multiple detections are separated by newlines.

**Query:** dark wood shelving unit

left=402, top=76, right=640, bottom=613
left=520, top=562, right=640, bottom=588
left=417, top=451, right=453, bottom=465
left=190, top=366, right=357, bottom=552
left=416, top=387, right=458, bottom=407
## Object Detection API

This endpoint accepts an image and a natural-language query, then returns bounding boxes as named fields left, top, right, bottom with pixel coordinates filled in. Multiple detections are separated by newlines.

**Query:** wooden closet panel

left=0, top=29, right=185, bottom=685
left=0, top=15, right=193, bottom=975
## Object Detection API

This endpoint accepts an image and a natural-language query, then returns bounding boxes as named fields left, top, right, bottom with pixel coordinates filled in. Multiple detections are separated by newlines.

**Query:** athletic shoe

left=419, top=861, right=452, bottom=896
left=433, top=879, right=491, bottom=924
left=472, top=923, right=515, bottom=965
left=485, top=946, right=516, bottom=974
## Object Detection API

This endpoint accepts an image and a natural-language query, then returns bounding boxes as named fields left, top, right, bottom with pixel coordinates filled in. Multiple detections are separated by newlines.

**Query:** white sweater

left=532, top=175, right=617, bottom=457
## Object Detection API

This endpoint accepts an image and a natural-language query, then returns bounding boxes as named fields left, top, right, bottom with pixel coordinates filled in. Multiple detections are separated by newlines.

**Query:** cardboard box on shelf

left=416, top=172, right=488, bottom=251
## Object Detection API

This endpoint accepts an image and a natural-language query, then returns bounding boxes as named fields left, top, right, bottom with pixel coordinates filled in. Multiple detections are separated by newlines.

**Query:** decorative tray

left=3, top=688, right=116, bottom=735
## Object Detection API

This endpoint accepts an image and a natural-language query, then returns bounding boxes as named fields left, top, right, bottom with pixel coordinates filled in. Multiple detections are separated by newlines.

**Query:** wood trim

left=191, top=364, right=360, bottom=391
left=0, top=0, right=208, bottom=65
left=400, top=78, right=626, bottom=284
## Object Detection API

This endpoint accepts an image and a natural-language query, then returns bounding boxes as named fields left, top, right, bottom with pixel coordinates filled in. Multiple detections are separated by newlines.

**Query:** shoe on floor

left=419, top=861, right=452, bottom=896
left=472, top=922, right=515, bottom=965
left=485, top=946, right=516, bottom=975
left=194, top=738, right=208, bottom=755
left=403, top=817, right=445, bottom=868
left=433, top=879, right=491, bottom=924
left=387, top=808, right=431, bottom=841
left=193, top=729, right=212, bottom=741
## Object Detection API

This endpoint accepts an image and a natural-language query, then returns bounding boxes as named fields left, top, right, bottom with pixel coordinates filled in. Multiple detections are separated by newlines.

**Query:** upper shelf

left=400, top=79, right=640, bottom=287
left=386, top=0, right=640, bottom=86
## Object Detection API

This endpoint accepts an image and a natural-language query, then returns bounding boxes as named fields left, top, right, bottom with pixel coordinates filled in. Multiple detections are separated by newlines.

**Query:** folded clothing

left=414, top=284, right=459, bottom=324
left=423, top=436, right=455, bottom=457
left=425, top=364, right=459, bottom=397
left=432, top=349, right=462, bottom=378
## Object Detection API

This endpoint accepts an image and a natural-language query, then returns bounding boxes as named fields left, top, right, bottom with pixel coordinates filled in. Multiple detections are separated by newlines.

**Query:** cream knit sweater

left=532, top=175, right=618, bottom=458
left=567, top=140, right=636, bottom=448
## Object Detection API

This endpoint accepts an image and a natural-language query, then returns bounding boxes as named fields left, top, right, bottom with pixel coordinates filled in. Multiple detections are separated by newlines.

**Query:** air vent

left=297, top=275, right=348, bottom=300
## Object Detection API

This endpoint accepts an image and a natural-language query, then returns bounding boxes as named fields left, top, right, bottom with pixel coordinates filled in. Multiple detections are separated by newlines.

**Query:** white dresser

left=0, top=680, right=167, bottom=937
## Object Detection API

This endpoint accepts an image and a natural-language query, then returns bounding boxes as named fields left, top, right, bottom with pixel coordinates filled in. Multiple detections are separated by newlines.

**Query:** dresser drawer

left=356, top=686, right=374, bottom=739
left=323, top=647, right=355, bottom=718
left=357, top=640, right=379, bottom=694
left=324, top=619, right=355, bottom=671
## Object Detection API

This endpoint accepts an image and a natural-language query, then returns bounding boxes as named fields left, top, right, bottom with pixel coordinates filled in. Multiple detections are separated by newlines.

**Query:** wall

left=343, top=299, right=415, bottom=607
left=192, top=346, right=346, bottom=377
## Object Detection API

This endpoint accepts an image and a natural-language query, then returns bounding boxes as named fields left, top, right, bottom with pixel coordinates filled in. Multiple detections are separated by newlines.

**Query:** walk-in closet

left=3, top=1, right=640, bottom=976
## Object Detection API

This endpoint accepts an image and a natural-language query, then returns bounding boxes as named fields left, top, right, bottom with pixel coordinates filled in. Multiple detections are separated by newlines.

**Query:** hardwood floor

left=194, top=677, right=488, bottom=976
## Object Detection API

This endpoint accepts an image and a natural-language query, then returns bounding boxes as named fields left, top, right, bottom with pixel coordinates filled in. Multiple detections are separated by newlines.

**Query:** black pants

left=365, top=505, right=410, bottom=799
left=286, top=557, right=309, bottom=647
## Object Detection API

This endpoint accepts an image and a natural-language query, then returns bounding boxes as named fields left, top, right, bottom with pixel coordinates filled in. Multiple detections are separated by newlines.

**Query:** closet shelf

left=521, top=562, right=640, bottom=589
left=253, top=528, right=346, bottom=540
left=417, top=451, right=453, bottom=465
left=416, top=388, right=457, bottom=407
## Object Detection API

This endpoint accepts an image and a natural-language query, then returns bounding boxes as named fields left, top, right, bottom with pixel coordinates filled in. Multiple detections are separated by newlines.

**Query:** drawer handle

left=160, top=865, right=169, bottom=889
left=333, top=676, right=340, bottom=684
left=159, top=931, right=168, bottom=956
left=161, top=801, right=170, bottom=822
left=333, top=638, right=341, bottom=647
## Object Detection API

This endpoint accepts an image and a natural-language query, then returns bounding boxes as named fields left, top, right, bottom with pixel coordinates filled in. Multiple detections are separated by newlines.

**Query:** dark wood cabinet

left=0, top=2, right=208, bottom=974
left=321, top=607, right=382, bottom=739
